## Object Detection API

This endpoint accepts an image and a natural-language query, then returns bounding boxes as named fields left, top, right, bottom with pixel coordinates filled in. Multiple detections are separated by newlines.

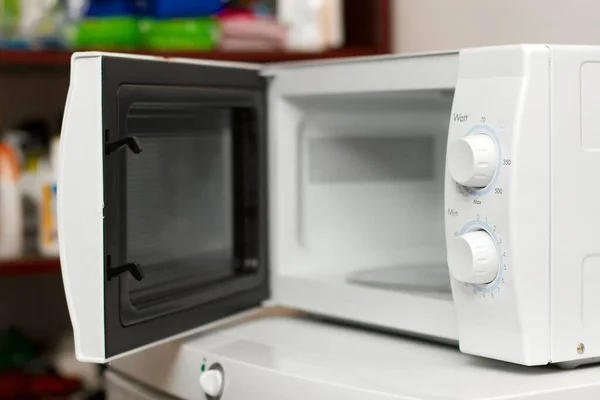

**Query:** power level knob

left=447, top=230, right=498, bottom=284
left=447, top=134, right=498, bottom=188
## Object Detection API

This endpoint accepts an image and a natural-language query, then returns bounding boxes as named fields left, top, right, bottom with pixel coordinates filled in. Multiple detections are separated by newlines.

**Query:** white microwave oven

left=59, top=44, right=600, bottom=368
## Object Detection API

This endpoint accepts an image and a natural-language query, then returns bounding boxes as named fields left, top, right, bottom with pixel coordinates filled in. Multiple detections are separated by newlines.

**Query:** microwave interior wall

left=270, top=88, right=456, bottom=303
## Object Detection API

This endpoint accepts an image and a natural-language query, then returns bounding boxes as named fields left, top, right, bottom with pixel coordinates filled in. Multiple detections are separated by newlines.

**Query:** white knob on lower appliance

left=199, top=369, right=224, bottom=397
left=447, top=230, right=498, bottom=284
left=447, top=134, right=498, bottom=188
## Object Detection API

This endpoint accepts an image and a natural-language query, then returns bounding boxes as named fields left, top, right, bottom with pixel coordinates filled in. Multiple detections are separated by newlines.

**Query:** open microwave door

left=59, top=53, right=269, bottom=363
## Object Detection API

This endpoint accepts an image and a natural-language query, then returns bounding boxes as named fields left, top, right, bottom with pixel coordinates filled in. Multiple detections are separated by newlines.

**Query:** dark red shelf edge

left=0, top=258, right=60, bottom=276
left=0, top=46, right=379, bottom=66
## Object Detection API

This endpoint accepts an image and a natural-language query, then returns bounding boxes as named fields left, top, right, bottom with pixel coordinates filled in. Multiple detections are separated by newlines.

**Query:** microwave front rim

left=60, top=55, right=106, bottom=362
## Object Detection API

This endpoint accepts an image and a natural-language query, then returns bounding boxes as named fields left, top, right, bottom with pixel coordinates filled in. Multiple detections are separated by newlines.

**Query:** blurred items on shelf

left=0, top=0, right=70, bottom=49
left=0, top=327, right=99, bottom=398
left=0, top=131, right=23, bottom=259
left=0, top=115, right=60, bottom=260
left=278, top=0, right=343, bottom=51
left=75, top=14, right=141, bottom=48
left=39, top=135, right=59, bottom=257
left=138, top=17, right=218, bottom=50
left=218, top=7, right=286, bottom=52
left=1, top=0, right=345, bottom=52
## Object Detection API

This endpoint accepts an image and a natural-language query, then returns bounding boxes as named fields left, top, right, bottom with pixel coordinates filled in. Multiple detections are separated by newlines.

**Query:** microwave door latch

left=105, top=136, right=143, bottom=155
left=107, top=262, right=145, bottom=282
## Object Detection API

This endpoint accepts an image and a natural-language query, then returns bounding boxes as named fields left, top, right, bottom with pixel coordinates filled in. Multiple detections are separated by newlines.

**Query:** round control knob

left=447, top=134, right=498, bottom=188
left=447, top=230, right=498, bottom=284
left=199, top=368, right=224, bottom=398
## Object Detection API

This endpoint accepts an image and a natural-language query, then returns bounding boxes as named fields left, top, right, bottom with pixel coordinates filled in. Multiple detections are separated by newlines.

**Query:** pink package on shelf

left=218, top=37, right=284, bottom=52
left=220, top=18, right=287, bottom=43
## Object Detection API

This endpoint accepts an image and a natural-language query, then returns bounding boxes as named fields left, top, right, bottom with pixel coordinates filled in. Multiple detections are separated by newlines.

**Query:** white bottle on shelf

left=0, top=140, right=23, bottom=259
left=278, top=0, right=344, bottom=51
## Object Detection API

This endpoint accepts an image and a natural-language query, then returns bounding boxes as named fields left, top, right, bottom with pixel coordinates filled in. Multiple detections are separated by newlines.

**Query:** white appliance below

left=109, top=310, right=600, bottom=400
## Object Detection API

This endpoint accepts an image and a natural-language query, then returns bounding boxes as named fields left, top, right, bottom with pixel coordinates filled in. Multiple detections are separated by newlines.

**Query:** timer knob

left=447, top=230, right=498, bottom=284
left=447, top=134, right=498, bottom=188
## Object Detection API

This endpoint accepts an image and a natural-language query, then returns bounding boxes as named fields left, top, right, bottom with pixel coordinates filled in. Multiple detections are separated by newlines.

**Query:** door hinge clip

left=108, top=262, right=145, bottom=281
left=105, top=136, right=143, bottom=155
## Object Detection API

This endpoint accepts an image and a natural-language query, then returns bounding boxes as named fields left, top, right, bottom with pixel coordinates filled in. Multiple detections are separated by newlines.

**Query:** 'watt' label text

left=453, top=113, right=469, bottom=122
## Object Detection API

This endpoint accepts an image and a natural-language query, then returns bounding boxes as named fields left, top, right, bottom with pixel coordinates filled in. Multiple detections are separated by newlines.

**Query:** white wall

left=393, top=0, right=600, bottom=53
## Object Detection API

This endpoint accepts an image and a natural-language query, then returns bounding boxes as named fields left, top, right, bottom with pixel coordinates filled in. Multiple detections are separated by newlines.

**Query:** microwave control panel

left=444, top=45, right=551, bottom=366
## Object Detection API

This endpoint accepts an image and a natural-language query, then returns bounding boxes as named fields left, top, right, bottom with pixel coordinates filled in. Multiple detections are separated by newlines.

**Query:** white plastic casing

left=549, top=46, right=600, bottom=364
left=445, top=45, right=551, bottom=365
left=109, top=315, right=600, bottom=400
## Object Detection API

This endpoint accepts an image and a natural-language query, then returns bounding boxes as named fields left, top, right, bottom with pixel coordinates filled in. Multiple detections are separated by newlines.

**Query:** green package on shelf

left=75, top=17, right=140, bottom=49
left=139, top=18, right=219, bottom=51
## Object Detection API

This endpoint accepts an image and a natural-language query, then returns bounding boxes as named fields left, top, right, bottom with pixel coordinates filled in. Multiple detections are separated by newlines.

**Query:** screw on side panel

left=577, top=343, right=585, bottom=355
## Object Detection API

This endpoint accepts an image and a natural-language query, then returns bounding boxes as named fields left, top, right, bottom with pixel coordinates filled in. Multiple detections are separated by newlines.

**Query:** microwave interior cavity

left=270, top=88, right=456, bottom=309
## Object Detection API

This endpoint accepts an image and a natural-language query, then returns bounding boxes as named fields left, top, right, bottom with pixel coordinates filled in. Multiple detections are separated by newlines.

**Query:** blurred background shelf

left=0, top=46, right=378, bottom=66
left=0, top=1, right=390, bottom=67
left=0, top=258, right=60, bottom=276
left=0, top=1, right=390, bottom=395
